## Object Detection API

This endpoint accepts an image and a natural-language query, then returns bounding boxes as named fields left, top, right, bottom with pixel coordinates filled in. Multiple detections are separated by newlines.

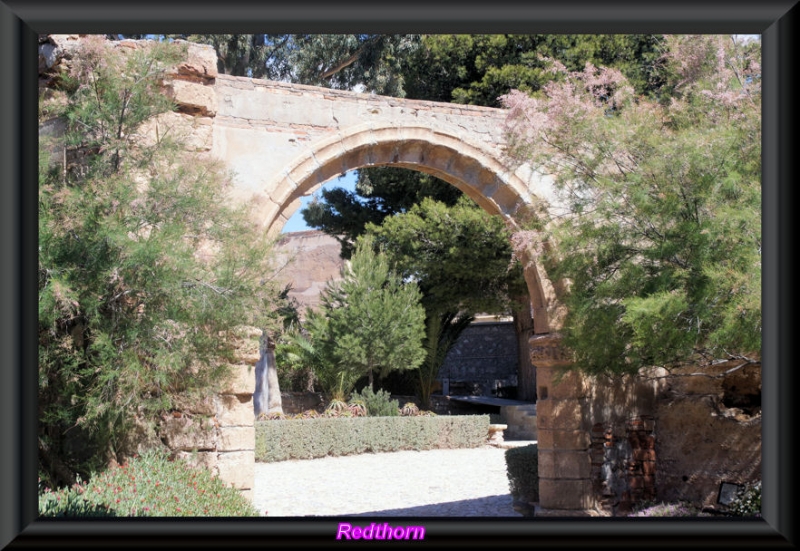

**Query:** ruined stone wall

left=536, top=337, right=762, bottom=517
left=653, top=361, right=761, bottom=510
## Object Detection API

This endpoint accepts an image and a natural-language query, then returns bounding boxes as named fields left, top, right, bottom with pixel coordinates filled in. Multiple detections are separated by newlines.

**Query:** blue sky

left=281, top=171, right=359, bottom=233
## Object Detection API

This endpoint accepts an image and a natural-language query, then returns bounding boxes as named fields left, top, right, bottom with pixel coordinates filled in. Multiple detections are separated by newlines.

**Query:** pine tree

left=305, top=235, right=426, bottom=395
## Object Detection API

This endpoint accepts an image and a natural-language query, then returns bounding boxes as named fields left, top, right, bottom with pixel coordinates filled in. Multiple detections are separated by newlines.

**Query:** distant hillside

left=273, top=230, right=345, bottom=313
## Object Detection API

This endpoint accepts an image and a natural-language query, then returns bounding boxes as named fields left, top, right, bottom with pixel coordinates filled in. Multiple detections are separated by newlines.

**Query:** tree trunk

left=512, top=295, right=537, bottom=401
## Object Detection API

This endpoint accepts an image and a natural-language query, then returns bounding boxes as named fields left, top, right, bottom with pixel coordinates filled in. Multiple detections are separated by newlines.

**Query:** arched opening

left=251, top=123, right=584, bottom=516
left=262, top=124, right=557, bottom=336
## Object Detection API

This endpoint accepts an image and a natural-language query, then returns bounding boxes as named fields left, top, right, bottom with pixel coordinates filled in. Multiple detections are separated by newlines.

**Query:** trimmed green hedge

left=256, top=415, right=490, bottom=462
left=505, top=443, right=539, bottom=504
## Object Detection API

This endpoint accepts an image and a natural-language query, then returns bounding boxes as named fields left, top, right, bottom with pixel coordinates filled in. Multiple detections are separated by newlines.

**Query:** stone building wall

left=439, top=320, right=519, bottom=397
left=653, top=361, right=762, bottom=510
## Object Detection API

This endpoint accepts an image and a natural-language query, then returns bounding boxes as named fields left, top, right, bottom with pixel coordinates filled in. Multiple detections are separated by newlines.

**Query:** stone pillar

left=531, top=333, right=596, bottom=515
left=215, top=363, right=256, bottom=502
left=162, top=361, right=256, bottom=503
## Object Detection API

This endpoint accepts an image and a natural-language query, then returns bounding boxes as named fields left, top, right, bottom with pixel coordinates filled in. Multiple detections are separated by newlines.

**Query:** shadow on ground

left=315, top=494, right=523, bottom=517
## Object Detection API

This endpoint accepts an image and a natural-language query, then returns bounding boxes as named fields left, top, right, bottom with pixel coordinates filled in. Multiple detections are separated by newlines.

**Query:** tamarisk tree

left=501, top=35, right=761, bottom=375
left=38, top=37, right=288, bottom=486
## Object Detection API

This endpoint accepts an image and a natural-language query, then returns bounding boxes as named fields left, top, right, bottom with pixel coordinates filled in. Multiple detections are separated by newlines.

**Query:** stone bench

left=488, top=423, right=508, bottom=446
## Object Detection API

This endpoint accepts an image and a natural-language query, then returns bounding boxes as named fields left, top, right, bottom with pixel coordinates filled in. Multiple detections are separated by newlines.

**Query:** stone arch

left=263, top=123, right=560, bottom=335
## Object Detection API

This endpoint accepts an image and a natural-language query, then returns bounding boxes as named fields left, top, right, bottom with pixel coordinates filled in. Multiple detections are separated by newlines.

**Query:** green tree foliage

left=302, top=167, right=462, bottom=259
left=38, top=37, right=288, bottom=487
left=173, top=34, right=415, bottom=96
left=368, top=196, right=526, bottom=317
left=301, top=236, right=427, bottom=396
left=274, top=34, right=416, bottom=96
left=367, top=196, right=527, bottom=404
left=402, top=34, right=666, bottom=106
left=182, top=34, right=283, bottom=78
left=501, top=35, right=761, bottom=375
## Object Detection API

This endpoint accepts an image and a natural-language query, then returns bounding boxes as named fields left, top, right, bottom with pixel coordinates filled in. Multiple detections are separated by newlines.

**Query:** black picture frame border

left=2, top=1, right=796, bottom=548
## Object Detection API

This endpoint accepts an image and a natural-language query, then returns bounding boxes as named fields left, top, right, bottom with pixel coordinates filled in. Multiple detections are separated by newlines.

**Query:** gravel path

left=252, top=445, right=523, bottom=517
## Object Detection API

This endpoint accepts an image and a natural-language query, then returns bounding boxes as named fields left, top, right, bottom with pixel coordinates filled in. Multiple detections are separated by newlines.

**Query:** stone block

left=217, top=394, right=255, bottom=426
left=217, top=451, right=255, bottom=490
left=168, top=80, right=217, bottom=117
left=231, top=345, right=261, bottom=366
left=528, top=335, right=572, bottom=367
left=220, top=364, right=256, bottom=396
left=338, top=130, right=375, bottom=154
left=370, top=141, right=400, bottom=163
left=538, top=478, right=594, bottom=510
left=539, top=450, right=591, bottom=479
left=171, top=41, right=218, bottom=82
left=219, top=426, right=255, bottom=452
left=171, top=394, right=216, bottom=416
left=174, top=450, right=219, bottom=474
left=536, top=367, right=588, bottom=400
left=347, top=145, right=381, bottom=170
left=536, top=398, right=586, bottom=431
left=161, top=415, right=217, bottom=452
left=538, top=429, right=591, bottom=451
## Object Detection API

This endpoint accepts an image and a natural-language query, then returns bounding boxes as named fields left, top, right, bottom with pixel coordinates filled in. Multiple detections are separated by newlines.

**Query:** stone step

left=500, top=404, right=538, bottom=441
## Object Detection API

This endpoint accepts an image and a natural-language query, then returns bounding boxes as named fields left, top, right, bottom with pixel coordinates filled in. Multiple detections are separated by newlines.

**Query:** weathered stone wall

left=535, top=334, right=761, bottom=517
left=653, top=361, right=761, bottom=510
left=159, top=327, right=259, bottom=502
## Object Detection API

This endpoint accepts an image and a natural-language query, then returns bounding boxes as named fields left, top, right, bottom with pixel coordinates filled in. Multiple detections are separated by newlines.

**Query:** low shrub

left=350, top=387, right=399, bottom=417
left=38, top=449, right=259, bottom=517
left=727, top=481, right=761, bottom=517
left=505, top=443, right=539, bottom=504
left=38, top=478, right=116, bottom=517
left=256, top=414, right=489, bottom=462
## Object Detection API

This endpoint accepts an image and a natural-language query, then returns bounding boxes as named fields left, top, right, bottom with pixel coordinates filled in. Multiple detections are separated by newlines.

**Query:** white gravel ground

left=252, top=446, right=523, bottom=517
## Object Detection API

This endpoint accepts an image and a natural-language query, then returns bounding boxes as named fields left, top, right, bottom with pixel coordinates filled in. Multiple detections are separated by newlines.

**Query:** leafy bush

left=505, top=443, right=539, bottom=504
left=38, top=477, right=116, bottom=517
left=351, top=387, right=399, bottom=417
left=727, top=481, right=761, bottom=517
left=39, top=449, right=259, bottom=517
